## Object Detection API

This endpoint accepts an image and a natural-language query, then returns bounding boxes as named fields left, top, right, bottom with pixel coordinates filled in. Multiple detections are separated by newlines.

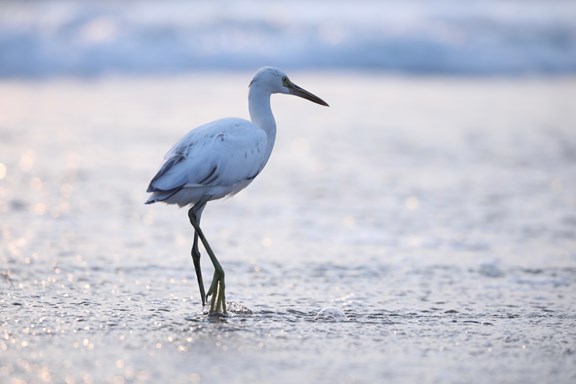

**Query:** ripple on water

left=314, top=307, right=347, bottom=321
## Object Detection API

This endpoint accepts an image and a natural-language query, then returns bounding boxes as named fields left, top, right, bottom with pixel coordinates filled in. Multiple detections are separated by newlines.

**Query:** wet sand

left=1, top=73, right=575, bottom=383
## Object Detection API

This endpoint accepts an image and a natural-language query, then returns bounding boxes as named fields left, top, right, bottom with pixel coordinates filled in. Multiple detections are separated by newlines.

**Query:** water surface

left=1, top=73, right=575, bottom=383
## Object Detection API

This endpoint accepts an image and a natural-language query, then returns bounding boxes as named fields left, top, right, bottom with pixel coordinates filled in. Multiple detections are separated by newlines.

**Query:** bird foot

left=206, top=272, right=226, bottom=315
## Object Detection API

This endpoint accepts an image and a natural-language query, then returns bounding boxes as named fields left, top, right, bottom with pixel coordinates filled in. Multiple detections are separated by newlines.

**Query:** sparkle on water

left=1, top=73, right=576, bottom=383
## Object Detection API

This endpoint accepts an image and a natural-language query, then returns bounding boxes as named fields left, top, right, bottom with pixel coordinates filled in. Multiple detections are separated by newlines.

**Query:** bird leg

left=188, top=203, right=227, bottom=315
left=191, top=232, right=206, bottom=306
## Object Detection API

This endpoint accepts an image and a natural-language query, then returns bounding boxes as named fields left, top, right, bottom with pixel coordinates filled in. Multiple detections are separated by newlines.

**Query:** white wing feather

left=147, top=118, right=267, bottom=199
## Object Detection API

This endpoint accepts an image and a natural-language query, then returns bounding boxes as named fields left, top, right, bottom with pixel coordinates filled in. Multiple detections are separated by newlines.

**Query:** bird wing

left=147, top=118, right=268, bottom=194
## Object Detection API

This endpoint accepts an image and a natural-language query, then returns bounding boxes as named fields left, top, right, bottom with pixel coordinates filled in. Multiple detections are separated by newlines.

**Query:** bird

left=145, top=67, right=329, bottom=315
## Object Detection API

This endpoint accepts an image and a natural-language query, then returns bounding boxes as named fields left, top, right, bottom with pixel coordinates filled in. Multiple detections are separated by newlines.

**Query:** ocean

left=1, top=1, right=576, bottom=383
left=1, top=0, right=576, bottom=77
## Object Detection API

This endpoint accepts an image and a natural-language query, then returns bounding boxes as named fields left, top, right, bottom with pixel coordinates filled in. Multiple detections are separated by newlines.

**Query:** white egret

left=146, top=67, right=329, bottom=315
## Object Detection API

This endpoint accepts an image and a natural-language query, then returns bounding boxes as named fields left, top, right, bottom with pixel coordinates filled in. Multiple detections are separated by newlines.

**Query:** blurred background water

left=1, top=0, right=576, bottom=77
left=1, top=1, right=576, bottom=383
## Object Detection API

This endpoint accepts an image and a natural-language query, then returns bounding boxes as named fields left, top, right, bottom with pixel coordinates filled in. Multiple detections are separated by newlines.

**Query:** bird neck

left=248, top=86, right=277, bottom=158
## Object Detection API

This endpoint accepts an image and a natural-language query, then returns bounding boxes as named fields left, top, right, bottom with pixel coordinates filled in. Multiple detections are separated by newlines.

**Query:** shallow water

left=1, top=73, right=576, bottom=383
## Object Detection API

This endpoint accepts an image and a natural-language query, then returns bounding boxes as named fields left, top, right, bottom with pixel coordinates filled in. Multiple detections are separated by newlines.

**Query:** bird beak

left=288, top=81, right=330, bottom=107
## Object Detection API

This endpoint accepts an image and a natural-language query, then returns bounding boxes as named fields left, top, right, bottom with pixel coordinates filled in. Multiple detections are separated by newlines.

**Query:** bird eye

left=282, top=76, right=289, bottom=86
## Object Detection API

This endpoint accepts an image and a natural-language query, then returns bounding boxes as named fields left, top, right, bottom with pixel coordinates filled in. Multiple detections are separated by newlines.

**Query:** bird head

left=249, top=67, right=329, bottom=107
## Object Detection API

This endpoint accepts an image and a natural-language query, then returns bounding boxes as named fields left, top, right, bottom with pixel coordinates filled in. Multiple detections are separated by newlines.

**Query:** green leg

left=190, top=232, right=206, bottom=306
left=188, top=203, right=226, bottom=315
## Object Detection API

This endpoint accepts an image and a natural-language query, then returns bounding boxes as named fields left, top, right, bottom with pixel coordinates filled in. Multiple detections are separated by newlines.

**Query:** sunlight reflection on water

left=0, top=74, right=575, bottom=383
